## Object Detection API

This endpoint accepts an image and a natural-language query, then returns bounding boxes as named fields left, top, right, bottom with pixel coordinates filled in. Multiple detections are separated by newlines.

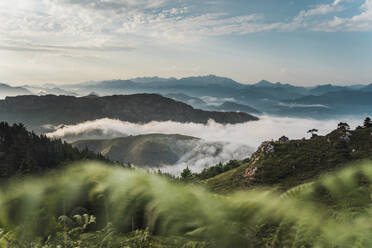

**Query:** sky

left=0, top=0, right=371, bottom=86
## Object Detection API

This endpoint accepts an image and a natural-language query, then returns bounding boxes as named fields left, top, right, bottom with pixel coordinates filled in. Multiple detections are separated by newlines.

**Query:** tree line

left=0, top=122, right=111, bottom=179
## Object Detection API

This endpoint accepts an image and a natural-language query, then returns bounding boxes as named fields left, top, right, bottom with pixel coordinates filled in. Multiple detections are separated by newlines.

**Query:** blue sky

left=0, top=0, right=371, bottom=86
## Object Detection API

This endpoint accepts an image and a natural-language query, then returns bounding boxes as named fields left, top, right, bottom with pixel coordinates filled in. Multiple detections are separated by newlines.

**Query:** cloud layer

left=47, top=116, right=362, bottom=147
left=46, top=116, right=362, bottom=174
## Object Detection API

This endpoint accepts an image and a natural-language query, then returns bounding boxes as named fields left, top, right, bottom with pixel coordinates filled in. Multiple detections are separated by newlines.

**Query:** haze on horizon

left=0, top=0, right=371, bottom=86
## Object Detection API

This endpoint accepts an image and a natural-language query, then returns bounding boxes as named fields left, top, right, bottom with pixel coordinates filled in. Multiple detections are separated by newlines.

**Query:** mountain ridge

left=3, top=75, right=372, bottom=118
left=72, top=133, right=199, bottom=167
left=0, top=94, right=258, bottom=132
left=206, top=120, right=372, bottom=193
left=0, top=83, right=32, bottom=98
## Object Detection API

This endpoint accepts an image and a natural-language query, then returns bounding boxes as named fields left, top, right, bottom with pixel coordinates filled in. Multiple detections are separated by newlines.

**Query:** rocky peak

left=244, top=141, right=275, bottom=180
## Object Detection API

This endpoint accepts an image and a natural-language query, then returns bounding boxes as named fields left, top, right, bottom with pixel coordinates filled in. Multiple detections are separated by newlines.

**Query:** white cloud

left=300, top=3, right=344, bottom=17
left=0, top=0, right=348, bottom=52
left=277, top=0, right=372, bottom=32
left=0, top=0, right=266, bottom=51
left=0, top=0, right=371, bottom=60
left=45, top=116, right=362, bottom=174
left=352, top=0, right=372, bottom=21
left=278, top=0, right=345, bottom=31
left=317, top=0, right=372, bottom=31
left=333, top=0, right=343, bottom=6
left=161, top=142, right=252, bottom=175
left=47, top=116, right=361, bottom=149
left=50, top=0, right=167, bottom=11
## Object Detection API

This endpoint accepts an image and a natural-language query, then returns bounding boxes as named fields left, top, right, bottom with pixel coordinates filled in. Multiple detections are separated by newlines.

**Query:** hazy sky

left=0, top=0, right=371, bottom=86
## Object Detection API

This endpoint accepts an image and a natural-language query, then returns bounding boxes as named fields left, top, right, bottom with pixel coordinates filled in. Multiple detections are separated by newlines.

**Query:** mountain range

left=0, top=94, right=258, bottom=133
left=0, top=83, right=31, bottom=99
left=165, top=93, right=261, bottom=114
left=2, top=75, right=372, bottom=118
left=59, top=75, right=372, bottom=118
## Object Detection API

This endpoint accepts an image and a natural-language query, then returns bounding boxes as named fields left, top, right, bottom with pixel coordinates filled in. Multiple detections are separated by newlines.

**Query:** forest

left=0, top=122, right=111, bottom=179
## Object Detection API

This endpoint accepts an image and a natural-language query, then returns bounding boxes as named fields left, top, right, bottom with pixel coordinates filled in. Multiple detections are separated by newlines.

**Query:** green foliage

left=364, top=117, right=372, bottom=128
left=177, top=160, right=245, bottom=186
left=207, top=124, right=372, bottom=192
left=0, top=122, right=111, bottom=179
left=181, top=167, right=193, bottom=181
left=2, top=161, right=372, bottom=247
left=195, top=160, right=243, bottom=180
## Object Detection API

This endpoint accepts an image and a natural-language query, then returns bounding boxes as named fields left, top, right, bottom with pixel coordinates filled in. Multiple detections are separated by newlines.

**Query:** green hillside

left=207, top=120, right=372, bottom=192
left=72, top=134, right=199, bottom=167
left=3, top=161, right=372, bottom=247
left=0, top=122, right=110, bottom=180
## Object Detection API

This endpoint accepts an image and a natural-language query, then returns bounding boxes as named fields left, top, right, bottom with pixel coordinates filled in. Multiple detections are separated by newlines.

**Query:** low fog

left=47, top=116, right=361, bottom=174
left=47, top=116, right=361, bottom=147
left=168, top=142, right=252, bottom=175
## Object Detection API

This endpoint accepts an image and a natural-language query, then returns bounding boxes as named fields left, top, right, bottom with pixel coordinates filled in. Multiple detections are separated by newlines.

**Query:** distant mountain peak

left=178, top=75, right=241, bottom=87
left=0, top=83, right=32, bottom=97
left=85, top=91, right=100, bottom=98
left=254, top=80, right=275, bottom=87
left=130, top=76, right=175, bottom=83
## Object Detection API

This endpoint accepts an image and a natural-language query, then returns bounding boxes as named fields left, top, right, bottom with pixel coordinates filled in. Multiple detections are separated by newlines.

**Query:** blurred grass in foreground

left=1, top=161, right=372, bottom=247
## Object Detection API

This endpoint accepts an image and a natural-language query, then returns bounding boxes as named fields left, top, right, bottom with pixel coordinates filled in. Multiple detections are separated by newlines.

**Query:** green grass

left=205, top=165, right=248, bottom=193
left=3, top=161, right=372, bottom=247
left=206, top=126, right=372, bottom=193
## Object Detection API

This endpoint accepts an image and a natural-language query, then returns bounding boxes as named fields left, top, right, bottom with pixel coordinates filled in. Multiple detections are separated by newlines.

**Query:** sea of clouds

left=46, top=116, right=362, bottom=174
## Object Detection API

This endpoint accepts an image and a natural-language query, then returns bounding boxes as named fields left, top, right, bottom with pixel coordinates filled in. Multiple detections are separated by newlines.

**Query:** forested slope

left=207, top=119, right=372, bottom=192
left=0, top=122, right=110, bottom=179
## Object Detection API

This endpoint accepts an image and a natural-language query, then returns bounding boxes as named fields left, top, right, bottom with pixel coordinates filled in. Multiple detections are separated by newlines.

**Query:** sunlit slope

left=2, top=162, right=372, bottom=247
left=207, top=124, right=372, bottom=192
left=72, top=134, right=198, bottom=166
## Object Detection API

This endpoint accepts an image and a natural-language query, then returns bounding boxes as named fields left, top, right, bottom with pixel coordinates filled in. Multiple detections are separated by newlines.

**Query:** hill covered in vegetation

left=0, top=94, right=258, bottom=132
left=2, top=161, right=372, bottom=247
left=0, top=122, right=110, bottom=179
left=206, top=118, right=372, bottom=192
left=72, top=134, right=199, bottom=167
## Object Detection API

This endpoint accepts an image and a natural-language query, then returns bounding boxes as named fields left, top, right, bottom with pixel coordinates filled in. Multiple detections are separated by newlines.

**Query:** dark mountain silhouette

left=308, top=84, right=353, bottom=96
left=253, top=80, right=276, bottom=88
left=8, top=75, right=370, bottom=118
left=0, top=94, right=258, bottom=132
left=361, top=83, right=372, bottom=92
